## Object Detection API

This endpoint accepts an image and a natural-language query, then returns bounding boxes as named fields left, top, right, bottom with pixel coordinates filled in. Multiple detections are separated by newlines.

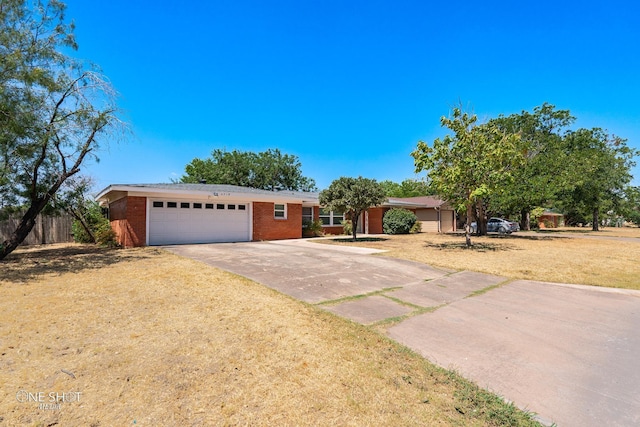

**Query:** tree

left=558, top=128, right=637, bottom=231
left=620, top=186, right=640, bottom=226
left=181, top=148, right=317, bottom=192
left=319, top=176, right=387, bottom=241
left=412, top=107, right=521, bottom=247
left=488, top=103, right=575, bottom=230
left=379, top=178, right=432, bottom=197
left=0, top=0, right=121, bottom=260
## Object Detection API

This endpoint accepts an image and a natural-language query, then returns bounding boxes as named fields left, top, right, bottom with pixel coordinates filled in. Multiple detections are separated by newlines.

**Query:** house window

left=167, top=202, right=177, bottom=208
left=302, top=207, right=313, bottom=224
left=193, top=203, right=202, bottom=209
left=217, top=204, right=225, bottom=210
left=205, top=203, right=214, bottom=209
left=153, top=201, right=163, bottom=208
left=180, top=202, right=190, bottom=208
left=319, top=208, right=343, bottom=226
left=274, top=203, right=286, bottom=219
left=238, top=204, right=246, bottom=211
left=228, top=204, right=236, bottom=210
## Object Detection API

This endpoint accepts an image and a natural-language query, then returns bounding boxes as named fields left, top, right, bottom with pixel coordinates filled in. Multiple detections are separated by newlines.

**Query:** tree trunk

left=67, top=207, right=96, bottom=243
left=0, top=198, right=49, bottom=260
left=520, top=208, right=531, bottom=231
left=465, top=204, right=473, bottom=247
left=592, top=207, right=600, bottom=231
left=352, top=213, right=359, bottom=242
left=476, top=200, right=487, bottom=236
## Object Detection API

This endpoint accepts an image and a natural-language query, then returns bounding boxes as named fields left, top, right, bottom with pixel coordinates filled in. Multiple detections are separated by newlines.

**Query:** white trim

left=96, top=185, right=311, bottom=205
left=365, top=210, right=369, bottom=234
left=146, top=198, right=151, bottom=246
left=248, top=202, right=253, bottom=241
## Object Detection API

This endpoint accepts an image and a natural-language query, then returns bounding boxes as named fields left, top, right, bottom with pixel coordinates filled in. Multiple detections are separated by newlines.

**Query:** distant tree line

left=379, top=178, right=432, bottom=198
left=181, top=148, right=317, bottom=192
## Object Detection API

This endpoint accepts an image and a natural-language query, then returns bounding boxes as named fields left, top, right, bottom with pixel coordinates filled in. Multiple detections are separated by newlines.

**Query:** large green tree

left=319, top=176, right=387, bottom=241
left=379, top=178, right=432, bottom=198
left=558, top=128, right=637, bottom=231
left=181, top=148, right=317, bottom=192
left=0, top=0, right=121, bottom=260
left=488, top=103, right=575, bottom=230
left=412, top=107, right=521, bottom=246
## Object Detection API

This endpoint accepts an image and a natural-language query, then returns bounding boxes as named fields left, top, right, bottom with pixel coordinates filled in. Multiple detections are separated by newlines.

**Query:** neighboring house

left=96, top=183, right=456, bottom=247
left=538, top=211, right=564, bottom=228
left=385, top=196, right=456, bottom=233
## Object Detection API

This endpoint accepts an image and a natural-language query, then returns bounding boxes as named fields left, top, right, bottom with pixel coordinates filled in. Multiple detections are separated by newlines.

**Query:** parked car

left=487, top=217, right=516, bottom=234
left=470, top=218, right=518, bottom=234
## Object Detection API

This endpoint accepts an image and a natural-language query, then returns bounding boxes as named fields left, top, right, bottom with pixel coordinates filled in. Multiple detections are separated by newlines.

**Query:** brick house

left=538, top=211, right=564, bottom=228
left=97, top=183, right=455, bottom=247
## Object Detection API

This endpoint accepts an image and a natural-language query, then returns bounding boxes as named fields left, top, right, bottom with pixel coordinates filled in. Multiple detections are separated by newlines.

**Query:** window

left=228, top=204, right=236, bottom=210
left=167, top=202, right=177, bottom=208
left=319, top=208, right=343, bottom=226
left=238, top=204, right=246, bottom=211
left=180, top=202, right=190, bottom=208
left=302, top=207, right=313, bottom=225
left=274, top=203, right=286, bottom=219
left=153, top=201, right=163, bottom=208
left=217, top=204, right=225, bottom=210
left=205, top=203, right=214, bottom=209
left=193, top=203, right=202, bottom=209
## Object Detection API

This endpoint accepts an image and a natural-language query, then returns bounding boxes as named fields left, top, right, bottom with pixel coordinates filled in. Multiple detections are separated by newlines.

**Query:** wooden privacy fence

left=0, top=213, right=74, bottom=246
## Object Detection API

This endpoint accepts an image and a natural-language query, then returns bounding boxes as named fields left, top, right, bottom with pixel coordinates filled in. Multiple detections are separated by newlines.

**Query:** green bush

left=95, top=223, right=119, bottom=247
left=383, top=208, right=417, bottom=234
left=341, top=219, right=353, bottom=236
left=302, top=219, right=324, bottom=237
left=72, top=201, right=118, bottom=246
left=410, top=220, right=422, bottom=234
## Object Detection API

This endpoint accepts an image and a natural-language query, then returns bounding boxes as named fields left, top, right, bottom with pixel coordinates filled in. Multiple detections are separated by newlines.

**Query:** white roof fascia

left=96, top=184, right=317, bottom=205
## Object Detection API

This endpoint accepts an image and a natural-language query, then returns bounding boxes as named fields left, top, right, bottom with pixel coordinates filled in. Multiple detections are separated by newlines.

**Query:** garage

left=148, top=199, right=250, bottom=245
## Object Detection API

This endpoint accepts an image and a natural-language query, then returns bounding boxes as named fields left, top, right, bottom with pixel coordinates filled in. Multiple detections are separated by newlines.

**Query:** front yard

left=322, top=228, right=640, bottom=289
left=0, top=244, right=540, bottom=426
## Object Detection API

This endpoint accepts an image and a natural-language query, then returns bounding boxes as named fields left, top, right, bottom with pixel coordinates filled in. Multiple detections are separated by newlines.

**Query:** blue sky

left=63, top=0, right=640, bottom=191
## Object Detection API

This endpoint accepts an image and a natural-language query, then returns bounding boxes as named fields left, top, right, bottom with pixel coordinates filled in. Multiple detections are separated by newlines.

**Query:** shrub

left=410, top=220, right=422, bottom=234
left=383, top=208, right=417, bottom=235
left=341, top=219, right=353, bottom=236
left=302, top=219, right=324, bottom=237
left=71, top=201, right=105, bottom=243
left=95, top=223, right=119, bottom=247
left=72, top=200, right=118, bottom=246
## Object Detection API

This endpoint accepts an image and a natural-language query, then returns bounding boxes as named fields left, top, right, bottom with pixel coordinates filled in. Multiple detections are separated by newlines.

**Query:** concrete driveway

left=165, top=239, right=640, bottom=427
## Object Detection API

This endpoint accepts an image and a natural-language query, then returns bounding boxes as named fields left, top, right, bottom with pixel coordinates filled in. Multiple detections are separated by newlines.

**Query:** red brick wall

left=367, top=207, right=386, bottom=234
left=109, top=196, right=147, bottom=247
left=322, top=226, right=344, bottom=235
left=109, top=197, right=127, bottom=221
left=252, top=202, right=302, bottom=241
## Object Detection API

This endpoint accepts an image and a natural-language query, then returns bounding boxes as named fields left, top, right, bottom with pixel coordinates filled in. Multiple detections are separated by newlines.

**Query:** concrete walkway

left=165, top=240, right=640, bottom=427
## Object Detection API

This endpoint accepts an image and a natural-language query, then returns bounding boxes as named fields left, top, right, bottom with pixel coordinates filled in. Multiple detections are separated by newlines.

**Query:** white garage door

left=148, top=200, right=250, bottom=245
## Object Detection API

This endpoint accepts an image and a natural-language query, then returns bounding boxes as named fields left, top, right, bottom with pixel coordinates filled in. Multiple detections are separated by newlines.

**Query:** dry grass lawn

left=0, top=244, right=540, bottom=426
left=324, top=228, right=640, bottom=289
